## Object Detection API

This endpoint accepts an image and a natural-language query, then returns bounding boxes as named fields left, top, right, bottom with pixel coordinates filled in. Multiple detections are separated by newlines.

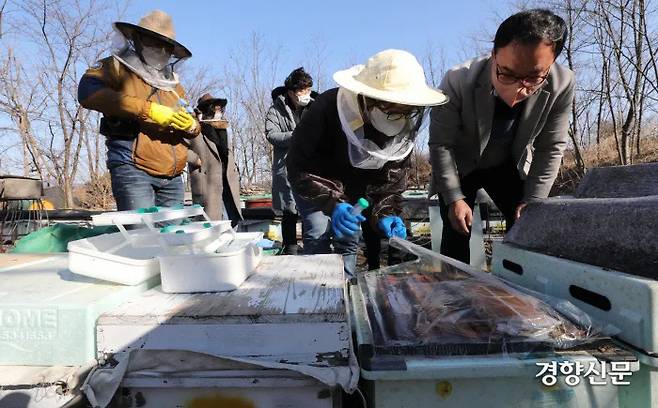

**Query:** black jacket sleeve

left=286, top=91, right=348, bottom=215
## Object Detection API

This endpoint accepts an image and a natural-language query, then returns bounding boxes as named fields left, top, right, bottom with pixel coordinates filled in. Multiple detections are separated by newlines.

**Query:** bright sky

left=129, top=0, right=512, bottom=87
left=0, top=0, right=524, bottom=178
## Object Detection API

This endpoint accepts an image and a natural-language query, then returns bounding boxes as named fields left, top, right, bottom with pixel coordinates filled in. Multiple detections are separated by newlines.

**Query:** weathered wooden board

left=97, top=254, right=351, bottom=365
left=98, top=255, right=346, bottom=324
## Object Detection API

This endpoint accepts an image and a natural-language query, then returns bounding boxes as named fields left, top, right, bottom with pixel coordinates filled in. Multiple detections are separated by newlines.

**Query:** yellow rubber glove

left=148, top=103, right=176, bottom=127
left=170, top=110, right=196, bottom=131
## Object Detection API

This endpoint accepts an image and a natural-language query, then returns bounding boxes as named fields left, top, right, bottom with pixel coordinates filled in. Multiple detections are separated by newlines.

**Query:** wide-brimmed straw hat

left=333, top=49, right=448, bottom=106
left=114, top=10, right=191, bottom=59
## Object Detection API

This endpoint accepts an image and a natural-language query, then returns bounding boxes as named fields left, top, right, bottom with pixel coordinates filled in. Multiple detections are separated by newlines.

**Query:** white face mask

left=368, top=107, right=408, bottom=137
left=297, top=94, right=312, bottom=106
left=337, top=88, right=416, bottom=169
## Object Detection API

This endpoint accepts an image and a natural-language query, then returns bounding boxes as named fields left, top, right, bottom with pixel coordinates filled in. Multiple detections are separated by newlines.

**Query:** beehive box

left=96, top=255, right=351, bottom=366
left=0, top=254, right=159, bottom=366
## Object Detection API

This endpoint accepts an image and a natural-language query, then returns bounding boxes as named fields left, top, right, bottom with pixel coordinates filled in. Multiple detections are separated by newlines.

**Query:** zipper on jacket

left=171, top=144, right=176, bottom=177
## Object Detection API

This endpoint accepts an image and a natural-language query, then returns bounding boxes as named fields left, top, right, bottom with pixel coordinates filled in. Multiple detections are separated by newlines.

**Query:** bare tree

left=0, top=0, right=128, bottom=207
left=220, top=33, right=282, bottom=190
left=179, top=64, right=226, bottom=108
left=523, top=0, right=658, bottom=170
left=301, top=35, right=330, bottom=93
left=0, top=0, right=8, bottom=39
left=562, top=0, right=587, bottom=174
left=0, top=47, right=48, bottom=178
left=423, top=40, right=447, bottom=89
left=408, top=41, right=449, bottom=188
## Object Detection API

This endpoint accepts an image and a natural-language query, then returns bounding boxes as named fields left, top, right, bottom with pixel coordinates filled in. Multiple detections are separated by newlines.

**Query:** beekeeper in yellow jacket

left=78, top=10, right=199, bottom=210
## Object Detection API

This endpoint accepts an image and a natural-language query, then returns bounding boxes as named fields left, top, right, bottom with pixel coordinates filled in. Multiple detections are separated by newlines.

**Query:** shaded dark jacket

left=264, top=86, right=317, bottom=213
left=286, top=87, right=410, bottom=229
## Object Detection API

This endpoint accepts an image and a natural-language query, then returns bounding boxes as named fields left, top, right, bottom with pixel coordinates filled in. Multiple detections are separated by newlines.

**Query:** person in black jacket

left=286, top=49, right=448, bottom=276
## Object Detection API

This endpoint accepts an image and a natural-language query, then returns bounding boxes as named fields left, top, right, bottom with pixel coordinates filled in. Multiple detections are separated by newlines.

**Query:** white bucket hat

left=333, top=49, right=448, bottom=106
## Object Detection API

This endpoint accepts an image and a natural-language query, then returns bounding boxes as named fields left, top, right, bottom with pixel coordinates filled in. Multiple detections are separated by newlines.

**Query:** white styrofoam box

left=159, top=232, right=263, bottom=293
left=0, top=254, right=159, bottom=366
left=491, top=242, right=658, bottom=353
left=91, top=205, right=207, bottom=227
left=158, top=220, right=233, bottom=247
left=68, top=229, right=165, bottom=285
left=97, top=255, right=350, bottom=366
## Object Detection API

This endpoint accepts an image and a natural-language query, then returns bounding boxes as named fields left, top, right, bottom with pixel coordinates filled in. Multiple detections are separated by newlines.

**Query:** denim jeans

left=294, top=193, right=360, bottom=277
left=109, top=163, right=184, bottom=211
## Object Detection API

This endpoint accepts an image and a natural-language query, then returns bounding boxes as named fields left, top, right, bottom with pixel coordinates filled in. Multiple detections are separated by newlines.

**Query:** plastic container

left=91, top=205, right=207, bottom=227
left=350, top=284, right=638, bottom=408
left=158, top=220, right=232, bottom=246
left=71, top=205, right=241, bottom=286
left=159, top=232, right=264, bottom=293
left=350, top=197, right=369, bottom=216
left=178, top=98, right=194, bottom=114
left=492, top=242, right=658, bottom=353
left=68, top=229, right=165, bottom=285
left=621, top=351, right=658, bottom=407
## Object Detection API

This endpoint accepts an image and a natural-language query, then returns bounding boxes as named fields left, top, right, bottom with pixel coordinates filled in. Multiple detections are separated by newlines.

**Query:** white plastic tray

left=159, top=232, right=263, bottom=293
left=68, top=230, right=165, bottom=285
left=158, top=220, right=233, bottom=246
left=91, top=205, right=207, bottom=226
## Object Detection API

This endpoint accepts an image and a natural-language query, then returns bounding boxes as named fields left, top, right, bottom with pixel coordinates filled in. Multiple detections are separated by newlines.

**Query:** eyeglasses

left=385, top=109, right=424, bottom=121
left=370, top=100, right=425, bottom=121
left=494, top=58, right=550, bottom=88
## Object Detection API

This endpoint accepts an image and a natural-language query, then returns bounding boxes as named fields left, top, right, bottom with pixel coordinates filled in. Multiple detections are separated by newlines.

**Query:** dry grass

left=74, top=173, right=116, bottom=210
left=408, top=152, right=433, bottom=189
left=64, top=137, right=658, bottom=209
left=554, top=136, right=658, bottom=196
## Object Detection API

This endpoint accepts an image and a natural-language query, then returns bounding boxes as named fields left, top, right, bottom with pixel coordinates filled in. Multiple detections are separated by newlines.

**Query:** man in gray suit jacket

left=429, top=9, right=575, bottom=263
